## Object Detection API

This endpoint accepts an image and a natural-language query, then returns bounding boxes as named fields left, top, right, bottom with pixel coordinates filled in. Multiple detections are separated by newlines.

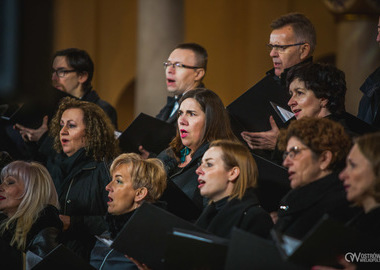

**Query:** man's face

left=165, top=49, right=202, bottom=95
left=52, top=56, right=86, bottom=98
left=269, top=26, right=305, bottom=77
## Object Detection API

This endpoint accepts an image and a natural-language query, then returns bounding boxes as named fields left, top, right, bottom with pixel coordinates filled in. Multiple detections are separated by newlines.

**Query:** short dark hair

left=174, top=43, right=208, bottom=72
left=286, top=62, right=346, bottom=115
left=271, top=13, right=316, bottom=55
left=53, top=48, right=94, bottom=88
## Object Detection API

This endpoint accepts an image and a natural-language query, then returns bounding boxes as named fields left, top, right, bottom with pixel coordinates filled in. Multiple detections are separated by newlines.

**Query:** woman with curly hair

left=274, top=117, right=358, bottom=239
left=0, top=161, right=61, bottom=270
left=44, top=97, right=119, bottom=261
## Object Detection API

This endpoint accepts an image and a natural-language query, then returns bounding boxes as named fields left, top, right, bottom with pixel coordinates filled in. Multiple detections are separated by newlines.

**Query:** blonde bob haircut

left=209, top=140, right=258, bottom=201
left=0, top=161, right=59, bottom=250
left=110, top=153, right=167, bottom=202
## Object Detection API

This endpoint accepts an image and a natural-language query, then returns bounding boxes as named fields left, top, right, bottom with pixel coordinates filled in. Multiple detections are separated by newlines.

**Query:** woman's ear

left=319, top=150, right=333, bottom=171
left=228, top=167, right=240, bottom=182
left=320, top=98, right=328, bottom=108
left=134, top=187, right=148, bottom=203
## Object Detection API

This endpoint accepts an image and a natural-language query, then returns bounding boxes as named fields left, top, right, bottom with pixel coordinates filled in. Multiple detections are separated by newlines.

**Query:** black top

left=0, top=205, right=62, bottom=270
left=357, top=66, right=380, bottom=128
left=195, top=188, right=273, bottom=239
left=275, top=173, right=358, bottom=239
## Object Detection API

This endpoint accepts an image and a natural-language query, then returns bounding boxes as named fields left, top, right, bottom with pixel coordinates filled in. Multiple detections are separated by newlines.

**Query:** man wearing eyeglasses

left=156, top=43, right=207, bottom=124
left=51, top=48, right=117, bottom=128
left=241, top=13, right=316, bottom=152
left=13, top=48, right=118, bottom=145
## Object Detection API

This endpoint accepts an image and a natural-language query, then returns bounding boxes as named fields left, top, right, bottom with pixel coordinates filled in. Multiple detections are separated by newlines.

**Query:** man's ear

left=228, top=166, right=240, bottom=182
left=135, top=187, right=148, bottom=203
left=319, top=150, right=333, bottom=171
left=78, top=72, right=89, bottom=84
left=194, top=68, right=205, bottom=82
left=299, top=43, right=311, bottom=60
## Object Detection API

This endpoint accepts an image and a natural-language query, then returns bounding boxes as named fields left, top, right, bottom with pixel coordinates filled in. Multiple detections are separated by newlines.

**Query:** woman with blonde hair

left=195, top=140, right=273, bottom=238
left=90, top=153, right=167, bottom=270
left=0, top=161, right=62, bottom=270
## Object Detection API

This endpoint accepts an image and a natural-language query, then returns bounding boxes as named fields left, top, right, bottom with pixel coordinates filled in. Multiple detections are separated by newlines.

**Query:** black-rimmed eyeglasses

left=52, top=69, right=77, bottom=78
left=267, top=42, right=306, bottom=53
left=163, top=61, right=202, bottom=70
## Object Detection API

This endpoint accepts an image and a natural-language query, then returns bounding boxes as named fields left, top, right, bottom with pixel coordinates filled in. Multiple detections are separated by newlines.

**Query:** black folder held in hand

left=271, top=215, right=362, bottom=268
left=253, top=153, right=291, bottom=212
left=110, top=202, right=208, bottom=270
left=164, top=228, right=229, bottom=270
left=118, top=113, right=176, bottom=154
left=2, top=88, right=74, bottom=129
left=225, top=228, right=306, bottom=270
left=227, top=75, right=290, bottom=137
left=32, top=244, right=95, bottom=270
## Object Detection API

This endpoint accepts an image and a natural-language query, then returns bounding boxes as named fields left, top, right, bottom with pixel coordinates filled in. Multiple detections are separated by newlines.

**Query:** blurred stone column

left=135, top=0, right=184, bottom=116
left=336, top=15, right=380, bottom=115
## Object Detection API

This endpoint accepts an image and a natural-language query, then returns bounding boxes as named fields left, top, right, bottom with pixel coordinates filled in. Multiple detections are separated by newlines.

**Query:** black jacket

left=46, top=148, right=110, bottom=261
left=158, top=143, right=209, bottom=220
left=82, top=87, right=118, bottom=129
left=0, top=205, right=62, bottom=270
left=275, top=173, right=358, bottom=239
left=156, top=95, right=182, bottom=124
left=357, top=66, right=380, bottom=128
left=195, top=188, right=273, bottom=239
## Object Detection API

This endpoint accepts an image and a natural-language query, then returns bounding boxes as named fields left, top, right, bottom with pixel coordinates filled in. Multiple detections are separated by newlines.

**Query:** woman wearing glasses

left=274, top=117, right=358, bottom=239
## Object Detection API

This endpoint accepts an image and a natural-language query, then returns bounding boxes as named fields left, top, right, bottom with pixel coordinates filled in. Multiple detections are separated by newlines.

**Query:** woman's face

left=283, top=137, right=326, bottom=189
left=196, top=146, right=236, bottom=201
left=60, top=108, right=87, bottom=157
left=106, top=164, right=138, bottom=215
left=178, top=98, right=206, bottom=151
left=0, top=176, right=25, bottom=217
left=288, top=79, right=328, bottom=120
left=339, top=144, right=376, bottom=205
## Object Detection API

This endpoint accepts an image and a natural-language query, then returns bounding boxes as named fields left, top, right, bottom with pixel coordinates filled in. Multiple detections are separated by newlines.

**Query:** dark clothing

left=82, top=87, right=118, bottom=129
left=357, top=67, right=380, bottom=128
left=156, top=83, right=205, bottom=124
left=90, top=211, right=138, bottom=270
left=0, top=205, right=62, bottom=270
left=195, top=188, right=273, bottom=239
left=345, top=207, right=380, bottom=270
left=156, top=95, right=182, bottom=124
left=275, top=173, right=358, bottom=239
left=158, top=143, right=209, bottom=218
left=46, top=148, right=110, bottom=261
left=265, top=57, right=313, bottom=88
left=327, top=113, right=378, bottom=138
